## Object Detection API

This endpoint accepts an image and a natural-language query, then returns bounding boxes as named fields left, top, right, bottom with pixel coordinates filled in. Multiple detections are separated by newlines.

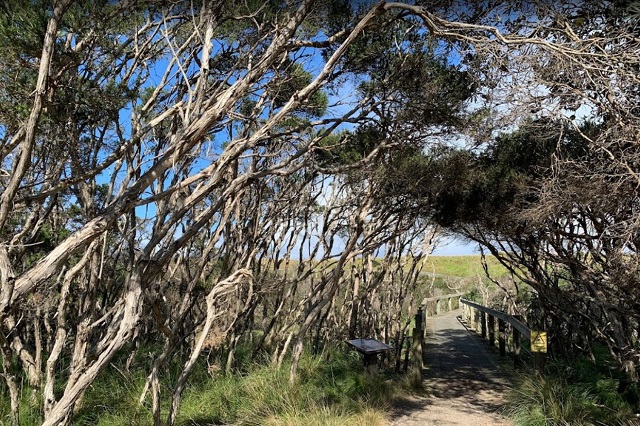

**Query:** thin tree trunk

left=41, top=266, right=145, bottom=426
left=166, top=269, right=251, bottom=426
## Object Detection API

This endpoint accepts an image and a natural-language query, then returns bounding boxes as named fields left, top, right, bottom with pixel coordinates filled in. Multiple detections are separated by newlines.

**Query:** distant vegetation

left=423, top=255, right=508, bottom=279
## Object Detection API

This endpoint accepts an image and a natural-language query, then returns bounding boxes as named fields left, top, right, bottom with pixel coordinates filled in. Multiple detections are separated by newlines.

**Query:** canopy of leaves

left=374, top=120, right=582, bottom=227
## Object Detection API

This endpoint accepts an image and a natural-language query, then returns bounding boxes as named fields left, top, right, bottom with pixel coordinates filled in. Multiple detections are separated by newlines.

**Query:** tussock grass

left=175, top=350, right=395, bottom=425
left=504, top=348, right=639, bottom=426
left=505, top=374, right=607, bottom=426
left=261, top=406, right=387, bottom=426
left=0, top=348, right=395, bottom=426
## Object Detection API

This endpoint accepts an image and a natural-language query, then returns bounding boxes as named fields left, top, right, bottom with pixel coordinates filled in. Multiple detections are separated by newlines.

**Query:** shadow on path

left=390, top=309, right=513, bottom=425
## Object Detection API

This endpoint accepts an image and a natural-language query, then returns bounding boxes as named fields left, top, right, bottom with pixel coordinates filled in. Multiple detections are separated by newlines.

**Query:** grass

left=505, top=374, right=613, bottom=426
left=171, top=350, right=395, bottom=426
left=264, top=254, right=507, bottom=281
left=1, top=348, right=399, bottom=426
left=504, top=346, right=639, bottom=426
left=423, top=255, right=508, bottom=278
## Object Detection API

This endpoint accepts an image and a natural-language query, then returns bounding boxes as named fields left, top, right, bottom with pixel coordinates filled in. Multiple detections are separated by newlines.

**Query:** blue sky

left=431, top=236, right=480, bottom=256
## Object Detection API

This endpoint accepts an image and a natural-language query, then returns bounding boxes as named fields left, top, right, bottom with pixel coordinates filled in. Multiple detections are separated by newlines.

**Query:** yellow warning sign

left=531, top=331, right=547, bottom=353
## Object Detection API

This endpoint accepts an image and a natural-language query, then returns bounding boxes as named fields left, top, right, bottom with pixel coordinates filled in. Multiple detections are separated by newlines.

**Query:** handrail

left=421, top=293, right=463, bottom=306
left=459, top=298, right=546, bottom=371
left=460, top=298, right=531, bottom=339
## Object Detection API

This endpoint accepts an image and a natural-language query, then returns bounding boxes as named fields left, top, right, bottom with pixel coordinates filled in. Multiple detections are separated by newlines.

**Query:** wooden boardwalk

left=391, top=309, right=513, bottom=425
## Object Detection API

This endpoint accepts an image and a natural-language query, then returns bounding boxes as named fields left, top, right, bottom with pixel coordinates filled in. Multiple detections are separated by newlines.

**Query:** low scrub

left=504, top=347, right=639, bottom=426
left=2, top=348, right=397, bottom=426
left=425, top=255, right=508, bottom=278
left=174, top=351, right=395, bottom=426
left=504, top=374, right=630, bottom=426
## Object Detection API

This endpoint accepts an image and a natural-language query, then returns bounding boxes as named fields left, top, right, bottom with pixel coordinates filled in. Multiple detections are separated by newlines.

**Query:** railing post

left=448, top=297, right=453, bottom=312
left=411, top=307, right=424, bottom=381
left=513, top=315, right=522, bottom=368
left=420, top=307, right=427, bottom=356
left=488, top=315, right=495, bottom=347
left=471, top=307, right=476, bottom=330
left=415, top=308, right=423, bottom=333
left=436, top=300, right=442, bottom=315
left=480, top=311, right=487, bottom=339
left=498, top=319, right=506, bottom=356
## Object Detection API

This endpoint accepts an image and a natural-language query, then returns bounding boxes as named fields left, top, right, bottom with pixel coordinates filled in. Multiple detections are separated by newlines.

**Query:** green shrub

left=505, top=373, right=634, bottom=426
left=176, top=350, right=396, bottom=425
left=562, top=345, right=638, bottom=415
left=2, top=345, right=400, bottom=426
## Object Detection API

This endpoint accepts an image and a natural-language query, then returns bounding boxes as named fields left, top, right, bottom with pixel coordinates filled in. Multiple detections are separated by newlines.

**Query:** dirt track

left=389, top=309, right=513, bottom=426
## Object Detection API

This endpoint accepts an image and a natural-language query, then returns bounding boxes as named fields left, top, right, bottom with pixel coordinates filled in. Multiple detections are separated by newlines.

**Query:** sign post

left=530, top=331, right=547, bottom=373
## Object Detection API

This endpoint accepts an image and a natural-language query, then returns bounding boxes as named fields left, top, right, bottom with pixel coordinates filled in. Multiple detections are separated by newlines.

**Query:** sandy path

left=389, top=309, right=513, bottom=426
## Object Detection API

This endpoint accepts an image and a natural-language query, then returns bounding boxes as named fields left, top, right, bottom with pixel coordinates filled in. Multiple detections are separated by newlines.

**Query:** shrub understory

left=1, top=348, right=401, bottom=426
left=504, top=346, right=640, bottom=426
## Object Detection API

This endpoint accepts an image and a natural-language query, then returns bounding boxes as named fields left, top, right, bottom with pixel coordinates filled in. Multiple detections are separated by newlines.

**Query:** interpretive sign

left=346, top=338, right=393, bottom=375
left=530, top=331, right=547, bottom=353
left=346, top=338, right=393, bottom=355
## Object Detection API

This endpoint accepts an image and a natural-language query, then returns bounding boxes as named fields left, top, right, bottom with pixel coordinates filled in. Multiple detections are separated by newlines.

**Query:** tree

left=371, top=0, right=640, bottom=381
left=0, top=1, right=471, bottom=424
left=2, top=0, right=638, bottom=424
left=392, top=117, right=640, bottom=380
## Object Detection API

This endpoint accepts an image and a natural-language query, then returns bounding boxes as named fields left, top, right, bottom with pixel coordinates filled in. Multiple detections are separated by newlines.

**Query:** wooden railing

left=460, top=298, right=546, bottom=371
left=421, top=292, right=463, bottom=316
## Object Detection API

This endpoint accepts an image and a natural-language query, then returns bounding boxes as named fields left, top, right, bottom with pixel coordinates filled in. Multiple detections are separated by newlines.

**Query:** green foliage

left=424, top=255, right=507, bottom=278
left=0, top=0, right=137, bottom=125
left=0, top=0, right=47, bottom=124
left=0, top=347, right=399, bottom=426
left=314, top=127, right=382, bottom=169
left=269, top=62, right=328, bottom=118
left=378, top=120, right=591, bottom=229
left=505, top=374, right=606, bottom=426
left=505, top=374, right=634, bottom=426
left=561, top=345, right=640, bottom=415
left=358, top=51, right=476, bottom=127
left=505, top=347, right=638, bottom=426
left=309, top=0, right=353, bottom=37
